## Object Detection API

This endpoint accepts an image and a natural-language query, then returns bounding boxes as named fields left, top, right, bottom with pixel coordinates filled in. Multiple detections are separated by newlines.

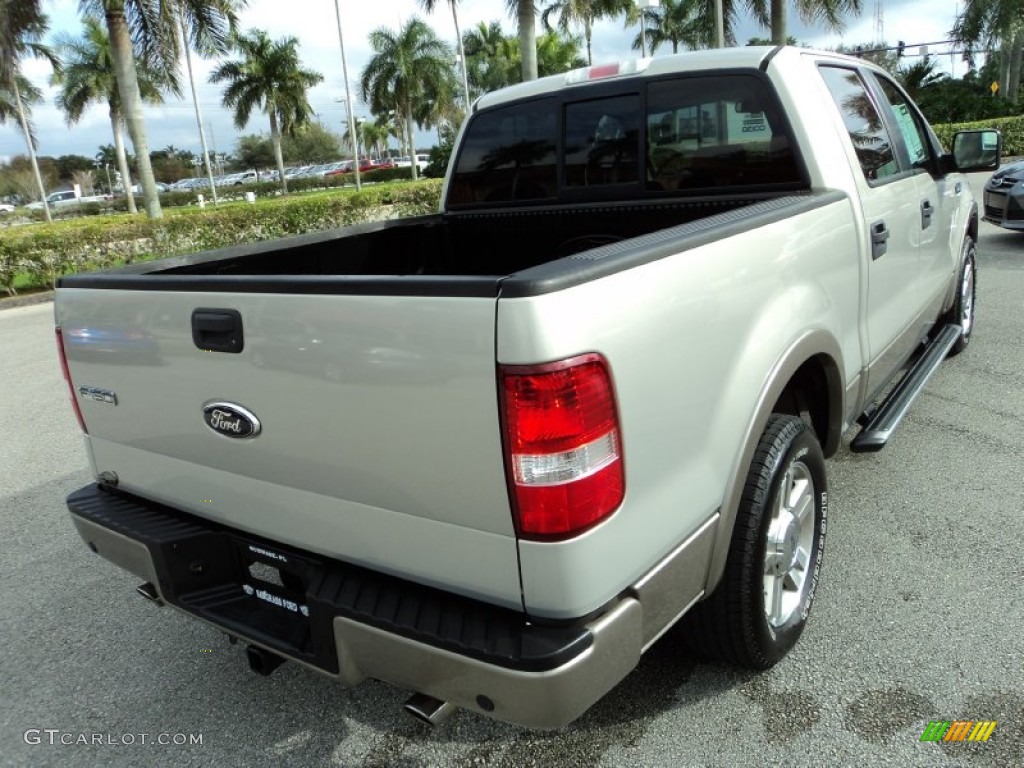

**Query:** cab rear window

left=447, top=74, right=802, bottom=208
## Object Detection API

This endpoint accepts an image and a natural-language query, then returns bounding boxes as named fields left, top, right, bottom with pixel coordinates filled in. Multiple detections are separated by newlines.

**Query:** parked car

left=25, top=189, right=111, bottom=210
left=982, top=157, right=1024, bottom=232
left=0, top=202, right=14, bottom=214
left=127, top=182, right=169, bottom=194
left=394, top=154, right=429, bottom=172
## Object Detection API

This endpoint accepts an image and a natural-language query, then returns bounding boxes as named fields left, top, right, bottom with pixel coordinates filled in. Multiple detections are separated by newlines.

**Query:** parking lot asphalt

left=1, top=179, right=1021, bottom=767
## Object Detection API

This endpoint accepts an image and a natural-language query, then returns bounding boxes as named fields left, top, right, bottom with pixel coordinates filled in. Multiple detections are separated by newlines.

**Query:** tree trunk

left=104, top=2, right=162, bottom=219
left=770, top=0, right=786, bottom=46
left=181, top=18, right=219, bottom=205
left=518, top=1, right=538, bottom=81
left=585, top=19, right=592, bottom=65
left=406, top=103, right=418, bottom=181
left=451, top=3, right=471, bottom=108
left=12, top=77, right=50, bottom=222
left=1009, top=31, right=1023, bottom=102
left=999, top=37, right=1012, bottom=100
left=109, top=105, right=137, bottom=214
left=269, top=109, right=288, bottom=194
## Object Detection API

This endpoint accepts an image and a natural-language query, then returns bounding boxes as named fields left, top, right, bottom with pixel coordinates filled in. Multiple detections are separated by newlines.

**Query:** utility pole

left=334, top=0, right=361, bottom=191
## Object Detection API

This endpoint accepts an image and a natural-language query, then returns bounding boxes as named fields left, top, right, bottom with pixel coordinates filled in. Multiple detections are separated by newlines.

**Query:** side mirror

left=947, top=129, right=1001, bottom=173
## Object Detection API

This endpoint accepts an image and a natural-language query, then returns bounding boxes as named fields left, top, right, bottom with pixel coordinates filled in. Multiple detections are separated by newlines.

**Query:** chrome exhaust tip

left=246, top=645, right=286, bottom=676
left=403, top=694, right=456, bottom=727
left=136, top=582, right=164, bottom=607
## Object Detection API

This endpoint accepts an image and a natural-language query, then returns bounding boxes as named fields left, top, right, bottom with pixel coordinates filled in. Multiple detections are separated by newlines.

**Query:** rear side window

left=646, top=75, right=801, bottom=191
left=447, top=98, right=557, bottom=206
left=818, top=66, right=899, bottom=182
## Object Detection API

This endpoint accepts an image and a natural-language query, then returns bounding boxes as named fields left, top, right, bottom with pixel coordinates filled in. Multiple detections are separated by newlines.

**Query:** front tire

left=945, top=237, right=976, bottom=356
left=683, top=415, right=828, bottom=669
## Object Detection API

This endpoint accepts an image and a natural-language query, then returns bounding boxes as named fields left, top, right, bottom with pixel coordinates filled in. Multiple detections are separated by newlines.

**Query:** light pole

left=333, top=0, right=361, bottom=191
left=636, top=0, right=659, bottom=58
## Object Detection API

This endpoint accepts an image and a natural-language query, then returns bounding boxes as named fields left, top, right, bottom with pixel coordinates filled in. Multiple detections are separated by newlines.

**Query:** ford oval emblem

left=203, top=402, right=261, bottom=439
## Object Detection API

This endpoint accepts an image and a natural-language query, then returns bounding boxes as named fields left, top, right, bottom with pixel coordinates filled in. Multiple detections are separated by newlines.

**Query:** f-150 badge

left=202, top=402, right=261, bottom=439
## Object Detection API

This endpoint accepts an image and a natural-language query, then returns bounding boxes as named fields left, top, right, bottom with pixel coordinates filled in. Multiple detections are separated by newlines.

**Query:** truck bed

left=81, top=194, right=796, bottom=284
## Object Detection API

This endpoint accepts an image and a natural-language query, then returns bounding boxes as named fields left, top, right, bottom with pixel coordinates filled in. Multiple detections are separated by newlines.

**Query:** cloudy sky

left=1, top=0, right=976, bottom=165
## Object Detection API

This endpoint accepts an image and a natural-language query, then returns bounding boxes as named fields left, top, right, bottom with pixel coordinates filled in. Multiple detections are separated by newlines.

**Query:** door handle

left=192, top=308, right=244, bottom=353
left=921, top=200, right=933, bottom=229
left=870, top=221, right=889, bottom=260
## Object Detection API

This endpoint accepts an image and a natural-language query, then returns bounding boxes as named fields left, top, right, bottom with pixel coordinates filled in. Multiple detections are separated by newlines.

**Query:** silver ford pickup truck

left=56, top=47, right=999, bottom=729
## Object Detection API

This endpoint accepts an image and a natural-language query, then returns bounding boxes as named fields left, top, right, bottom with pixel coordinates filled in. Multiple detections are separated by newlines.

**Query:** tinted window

left=873, top=74, right=932, bottom=170
left=448, top=99, right=557, bottom=206
left=819, top=66, right=899, bottom=182
left=646, top=75, right=801, bottom=191
left=564, top=95, right=639, bottom=187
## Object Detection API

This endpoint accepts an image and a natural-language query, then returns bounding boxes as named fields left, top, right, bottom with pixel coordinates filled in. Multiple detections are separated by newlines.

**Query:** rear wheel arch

left=704, top=333, right=844, bottom=596
left=770, top=354, right=843, bottom=458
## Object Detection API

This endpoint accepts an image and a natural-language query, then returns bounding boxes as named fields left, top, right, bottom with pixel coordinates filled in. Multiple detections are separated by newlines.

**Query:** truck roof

left=472, top=46, right=867, bottom=112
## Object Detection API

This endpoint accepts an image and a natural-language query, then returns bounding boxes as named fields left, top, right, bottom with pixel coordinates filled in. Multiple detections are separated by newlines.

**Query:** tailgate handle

left=192, top=309, right=244, bottom=353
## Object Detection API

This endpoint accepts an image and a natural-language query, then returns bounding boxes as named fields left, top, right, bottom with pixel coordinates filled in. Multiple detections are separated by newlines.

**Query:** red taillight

left=500, top=354, right=624, bottom=540
left=56, top=327, right=88, bottom=433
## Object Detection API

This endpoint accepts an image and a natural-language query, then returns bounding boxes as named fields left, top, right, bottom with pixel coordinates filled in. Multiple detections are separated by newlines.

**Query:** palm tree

left=954, top=0, right=1024, bottom=101
left=541, top=0, right=633, bottom=65
left=210, top=29, right=323, bottom=194
left=0, top=0, right=43, bottom=84
left=465, top=21, right=586, bottom=95
left=360, top=19, right=452, bottom=181
left=464, top=21, right=520, bottom=95
left=78, top=0, right=240, bottom=220
left=628, top=0, right=739, bottom=53
left=0, top=9, right=58, bottom=222
left=537, top=29, right=587, bottom=74
left=419, top=0, right=472, bottom=110
left=52, top=16, right=175, bottom=215
left=507, top=0, right=539, bottom=81
left=896, top=57, right=948, bottom=102
left=759, top=0, right=863, bottom=47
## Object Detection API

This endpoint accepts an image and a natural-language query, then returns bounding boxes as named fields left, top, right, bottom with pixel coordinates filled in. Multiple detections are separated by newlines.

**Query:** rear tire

left=682, top=414, right=828, bottom=668
left=945, top=237, right=976, bottom=357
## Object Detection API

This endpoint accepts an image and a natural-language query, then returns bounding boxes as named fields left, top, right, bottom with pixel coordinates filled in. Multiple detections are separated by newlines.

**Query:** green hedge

left=0, top=180, right=442, bottom=295
left=934, top=115, right=1024, bottom=155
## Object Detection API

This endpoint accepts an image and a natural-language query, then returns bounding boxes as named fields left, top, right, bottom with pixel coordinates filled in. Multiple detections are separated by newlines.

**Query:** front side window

left=872, top=74, right=933, bottom=170
left=818, top=66, right=899, bottom=182
left=448, top=98, right=557, bottom=206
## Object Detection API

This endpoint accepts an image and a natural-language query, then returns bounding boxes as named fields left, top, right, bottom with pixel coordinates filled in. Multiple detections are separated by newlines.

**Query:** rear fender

left=704, top=330, right=844, bottom=595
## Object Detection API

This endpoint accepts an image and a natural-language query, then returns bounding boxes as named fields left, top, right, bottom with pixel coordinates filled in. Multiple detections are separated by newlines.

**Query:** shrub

left=0, top=180, right=442, bottom=295
left=933, top=115, right=1024, bottom=156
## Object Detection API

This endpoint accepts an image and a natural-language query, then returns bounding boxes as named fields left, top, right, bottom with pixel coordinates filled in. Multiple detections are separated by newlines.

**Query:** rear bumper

left=67, top=483, right=645, bottom=729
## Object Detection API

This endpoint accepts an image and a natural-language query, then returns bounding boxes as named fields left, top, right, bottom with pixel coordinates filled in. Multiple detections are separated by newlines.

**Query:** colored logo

left=920, top=720, right=996, bottom=742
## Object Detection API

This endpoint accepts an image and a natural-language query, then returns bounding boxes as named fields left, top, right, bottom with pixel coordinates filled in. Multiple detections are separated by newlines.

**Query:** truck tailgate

left=57, top=287, right=522, bottom=609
